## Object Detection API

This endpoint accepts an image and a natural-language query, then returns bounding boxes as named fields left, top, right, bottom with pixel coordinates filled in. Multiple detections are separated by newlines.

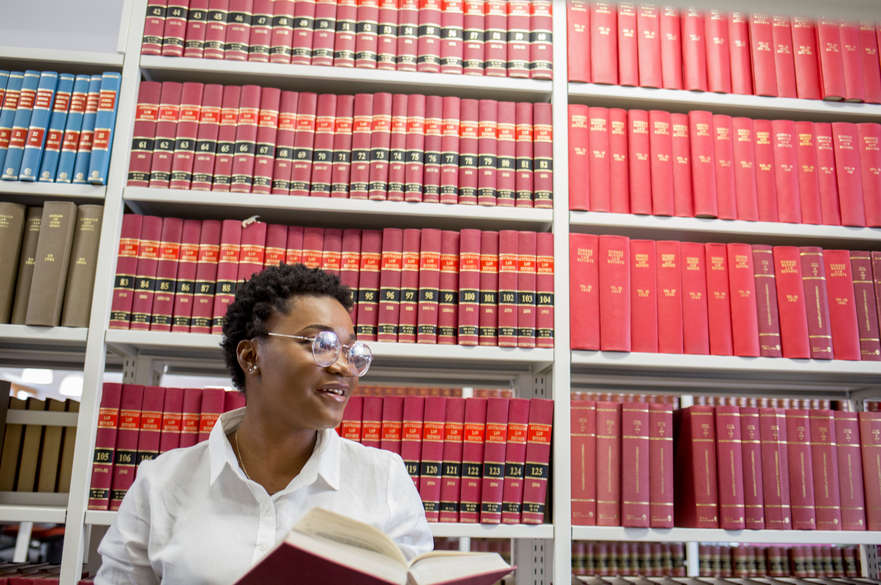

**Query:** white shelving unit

left=572, top=526, right=881, bottom=546
left=0, top=46, right=123, bottom=70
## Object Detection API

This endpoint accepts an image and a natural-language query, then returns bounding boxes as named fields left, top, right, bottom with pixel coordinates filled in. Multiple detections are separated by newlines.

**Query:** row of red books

left=142, top=0, right=553, bottom=79
left=87, top=383, right=246, bottom=511
left=569, top=234, right=881, bottom=361
left=572, top=402, right=881, bottom=531
left=338, top=395, right=553, bottom=524
left=129, top=81, right=553, bottom=208
left=355, top=385, right=514, bottom=398
left=569, top=108, right=881, bottom=228
left=572, top=542, right=685, bottom=577
left=0, top=562, right=94, bottom=585
left=570, top=391, right=846, bottom=412
left=698, top=544, right=862, bottom=578
left=110, top=215, right=556, bottom=348
left=568, top=3, right=881, bottom=103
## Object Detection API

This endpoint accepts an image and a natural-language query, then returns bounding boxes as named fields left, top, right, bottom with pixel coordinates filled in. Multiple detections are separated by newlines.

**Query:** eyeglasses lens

left=311, top=331, right=373, bottom=376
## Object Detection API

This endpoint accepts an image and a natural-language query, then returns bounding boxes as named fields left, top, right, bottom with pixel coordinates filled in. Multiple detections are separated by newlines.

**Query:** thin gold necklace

left=233, top=430, right=251, bottom=480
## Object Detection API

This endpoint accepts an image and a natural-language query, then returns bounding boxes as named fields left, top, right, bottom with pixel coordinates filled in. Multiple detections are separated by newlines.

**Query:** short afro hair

left=221, top=263, right=353, bottom=390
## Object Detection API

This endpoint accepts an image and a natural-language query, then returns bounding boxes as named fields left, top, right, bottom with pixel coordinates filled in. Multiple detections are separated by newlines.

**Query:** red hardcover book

left=247, top=0, right=273, bottom=61
left=380, top=396, right=404, bottom=455
left=759, top=408, right=792, bottom=529
left=740, top=407, right=764, bottom=529
left=385, top=93, right=407, bottom=201
left=440, top=0, right=464, bottom=74
left=521, top=398, right=553, bottom=524
left=705, top=11, right=731, bottom=93
left=477, top=98, right=498, bottom=206
left=477, top=230, right=499, bottom=346
left=332, top=0, right=357, bottom=67
left=457, top=228, right=480, bottom=345
left=599, top=235, right=630, bottom=351
left=823, top=249, right=861, bottom=360
left=237, top=219, right=267, bottom=283
left=567, top=1, right=590, bottom=81
left=657, top=240, right=683, bottom=354
left=609, top=109, right=629, bottom=214
left=211, top=84, right=241, bottom=191
left=514, top=101, right=534, bottom=208
left=569, top=233, right=599, bottom=350
left=479, top=397, right=509, bottom=523
left=659, top=6, right=682, bottom=89
left=439, top=397, right=465, bottom=522
left=462, top=0, right=484, bottom=75
left=649, top=110, right=674, bottom=216
left=817, top=20, right=846, bottom=100
left=458, top=397, right=487, bottom=523
left=728, top=12, right=752, bottom=94
left=571, top=399, right=596, bottom=525
left=168, top=82, right=203, bottom=190
left=621, top=403, right=650, bottom=527
left=495, top=229, right=517, bottom=347
left=587, top=107, right=610, bottom=212
left=809, top=410, right=842, bottom=530
left=158, top=387, right=184, bottom=454
left=636, top=5, right=661, bottom=88
left=649, top=403, right=673, bottom=528
left=596, top=401, right=621, bottom=526
left=149, top=217, right=183, bottom=331
left=330, top=94, right=355, bottom=198
left=148, top=81, right=182, bottom=189
left=862, top=24, right=881, bottom=103
left=109, top=215, right=142, bottom=330
left=749, top=14, right=777, bottom=96
left=851, top=252, right=881, bottom=360
left=403, top=93, right=426, bottom=202
left=224, top=0, right=253, bottom=61
left=858, top=123, right=881, bottom=226
left=505, top=1, right=530, bottom=78
left=630, top=239, right=658, bottom=353
left=689, top=110, right=718, bottom=218
left=290, top=91, right=318, bottom=198
left=482, top=0, right=506, bottom=77
left=178, top=388, right=203, bottom=448
left=129, top=216, right=163, bottom=331
left=127, top=81, right=161, bottom=187
left=88, top=383, right=123, bottom=510
left=792, top=18, right=822, bottom=100
left=170, top=219, right=201, bottom=331
left=772, top=119, right=802, bottom=223
left=268, top=0, right=295, bottom=63
left=800, top=247, right=834, bottom=360
left=189, top=83, right=222, bottom=191
left=535, top=232, right=553, bottom=349
left=628, top=109, right=651, bottom=214
left=109, top=384, right=145, bottom=510
left=203, top=0, right=229, bottom=60
left=415, top=228, right=442, bottom=343
left=529, top=0, right=553, bottom=80
left=495, top=100, right=516, bottom=206
left=681, top=242, right=710, bottom=355
left=815, top=123, right=842, bottom=225
left=340, top=395, right=363, bottom=442
left=617, top=3, right=638, bottom=87
left=250, top=87, right=281, bottom=194
left=671, top=113, right=693, bottom=217
left=228, top=84, right=260, bottom=192
left=771, top=246, right=810, bottom=358
left=437, top=230, right=459, bottom=344
left=438, top=96, right=460, bottom=204
left=500, top=397, right=529, bottom=524
left=835, top=412, right=867, bottom=530
left=590, top=3, right=617, bottom=84
left=309, top=93, right=336, bottom=197
left=682, top=9, right=708, bottom=91
left=375, top=0, right=397, bottom=70
left=772, top=17, right=797, bottom=98
left=753, top=119, right=779, bottom=222
left=354, top=229, right=381, bottom=340
left=360, top=396, right=382, bottom=448
left=136, top=386, right=166, bottom=465
left=418, top=396, right=445, bottom=519
left=456, top=98, right=479, bottom=204
left=752, top=245, right=782, bottom=357
left=675, top=405, right=719, bottom=528
left=347, top=92, right=372, bottom=199
left=731, top=117, right=758, bottom=220
left=727, top=243, right=760, bottom=357
left=310, top=0, right=337, bottom=65
left=367, top=92, right=392, bottom=201
left=397, top=228, right=420, bottom=342
left=841, top=23, right=865, bottom=102
left=713, top=114, right=736, bottom=220
left=705, top=243, right=733, bottom=355
left=289, top=0, right=316, bottom=64
left=795, top=121, right=823, bottom=224
left=401, top=396, right=425, bottom=484
left=376, top=227, right=403, bottom=342
left=875, top=252, right=881, bottom=347
left=302, top=227, right=323, bottom=269
left=396, top=0, right=419, bottom=70
left=786, top=410, right=817, bottom=530
left=189, top=219, right=221, bottom=334
left=715, top=406, right=746, bottom=530
left=516, top=230, right=537, bottom=348
left=209, top=219, right=242, bottom=334
left=568, top=105, right=589, bottom=210
left=142, top=0, right=169, bottom=55
left=338, top=228, right=360, bottom=314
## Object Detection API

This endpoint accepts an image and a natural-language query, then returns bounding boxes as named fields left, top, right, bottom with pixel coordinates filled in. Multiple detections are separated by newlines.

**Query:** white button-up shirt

left=95, top=408, right=433, bottom=585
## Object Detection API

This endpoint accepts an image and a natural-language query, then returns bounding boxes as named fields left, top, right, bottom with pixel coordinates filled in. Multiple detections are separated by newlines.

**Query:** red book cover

left=516, top=230, right=537, bottom=348
left=190, top=219, right=221, bottom=334
left=705, top=243, right=733, bottom=356
left=637, top=5, right=661, bottom=88
left=858, top=123, right=881, bottom=227
left=810, top=410, right=842, bottom=530
left=309, top=93, right=336, bottom=197
left=571, top=399, right=596, bottom=525
left=289, top=0, right=316, bottom=64
left=752, top=245, right=783, bottom=357
left=862, top=24, right=881, bottom=103
left=246, top=0, right=272, bottom=61
left=753, top=119, right=779, bottom=222
left=354, top=229, right=381, bottom=340
left=588, top=107, right=610, bottom=212
left=851, top=251, right=881, bottom=360
left=771, top=246, right=811, bottom=358
left=109, top=384, right=145, bottom=511
left=376, top=227, right=403, bottom=342
left=414, top=228, right=441, bottom=344
left=224, top=0, right=253, bottom=61
left=628, top=109, right=651, bottom=214
left=823, top=249, right=861, bottom=360
left=740, top=407, right=765, bottom=529
left=229, top=84, right=261, bottom=193
left=495, top=100, right=516, bottom=206
left=189, top=83, right=223, bottom=191
left=528, top=0, right=553, bottom=80
left=649, top=110, right=674, bottom=216
left=479, top=397, right=509, bottom=523
left=418, top=396, right=445, bottom=520
left=841, top=23, right=865, bottom=102
left=497, top=230, right=519, bottom=347
left=403, top=93, right=426, bottom=202
left=649, top=403, right=673, bottom=528
left=792, top=18, right=822, bottom=100
left=772, top=119, right=802, bottom=223
left=360, top=396, right=382, bottom=448
left=211, top=84, right=241, bottom=191
left=149, top=217, right=183, bottom=331
left=760, top=408, right=792, bottom=529
left=340, top=395, right=362, bottom=442
left=731, top=117, right=758, bottom=221
left=521, top=398, right=553, bottom=524
left=786, top=410, right=817, bottom=530
left=590, top=3, right=618, bottom=85
left=514, top=101, right=533, bottom=208
left=439, top=397, right=465, bottom=522
left=386, top=93, right=408, bottom=201
left=659, top=6, right=682, bottom=89
left=617, top=3, right=638, bottom=87
left=749, top=14, right=778, bottom=96
left=569, top=233, right=599, bottom=350
left=657, top=240, right=683, bottom=354
left=815, top=123, right=842, bottom=225
left=727, top=243, right=760, bottom=357
left=437, top=230, right=459, bottom=344
left=129, top=216, right=163, bottom=331
left=366, top=92, right=392, bottom=201
left=209, top=219, right=243, bottom=334
left=458, top=397, right=487, bottom=523
left=142, top=0, right=169, bottom=55
left=456, top=228, right=480, bottom=345
left=630, top=239, right=658, bottom=353
left=109, top=215, right=142, bottom=330
left=772, top=17, right=797, bottom=98
left=338, top=228, right=360, bottom=313
left=440, top=0, right=464, bottom=74
left=159, top=387, right=184, bottom=453
left=671, top=113, right=693, bottom=217
left=380, top=396, right=404, bottom=455
left=148, top=81, right=182, bottom=189
left=332, top=94, right=355, bottom=198
left=705, top=11, right=731, bottom=93
left=795, top=121, right=823, bottom=224
left=728, top=12, right=752, bottom=94
left=375, top=0, right=397, bottom=70
left=689, top=111, right=718, bottom=218
left=715, top=405, right=746, bottom=530
left=674, top=405, right=719, bottom=528
left=482, top=0, right=506, bottom=77
left=681, top=242, right=709, bottom=355
left=168, top=82, right=203, bottom=190
left=817, top=20, right=846, bottom=100
left=401, top=396, right=425, bottom=484
left=682, top=9, right=708, bottom=91
left=224, top=391, right=245, bottom=412
left=310, top=0, right=337, bottom=66
left=290, top=91, right=318, bottom=198
left=332, top=0, right=357, bottom=67
left=535, top=232, right=553, bottom=349
left=477, top=230, right=499, bottom=346
left=268, top=91, right=297, bottom=193
left=875, top=252, right=881, bottom=348
left=713, top=114, right=736, bottom=220
left=203, top=0, right=229, bottom=59
left=599, top=235, right=630, bottom=352
left=501, top=397, right=529, bottom=524
left=170, top=219, right=201, bottom=331
left=136, top=386, right=166, bottom=465
left=835, top=412, right=867, bottom=530
left=621, top=403, right=650, bottom=527
left=462, top=0, right=484, bottom=75
left=396, top=0, right=419, bottom=71
left=505, top=1, right=530, bottom=78
left=532, top=103, right=553, bottom=209
left=477, top=98, right=498, bottom=206
left=237, top=219, right=267, bottom=282
left=127, top=81, right=161, bottom=187
left=799, top=247, right=834, bottom=360
left=609, top=108, right=629, bottom=214
left=302, top=226, right=323, bottom=269
left=438, top=95, right=460, bottom=204
left=252, top=86, right=281, bottom=194
left=595, top=401, right=621, bottom=526
left=348, top=92, right=373, bottom=199
left=397, top=228, right=420, bottom=342
left=88, top=383, right=123, bottom=510
left=178, top=388, right=203, bottom=448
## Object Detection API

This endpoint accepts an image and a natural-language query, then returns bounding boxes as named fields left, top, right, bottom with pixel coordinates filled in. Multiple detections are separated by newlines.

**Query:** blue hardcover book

left=72, top=74, right=103, bottom=183
left=19, top=71, right=59, bottom=181
left=0, top=71, right=10, bottom=105
left=2, top=70, right=41, bottom=180
left=0, top=71, right=25, bottom=172
left=87, top=71, right=122, bottom=185
left=55, top=74, right=91, bottom=183
left=37, top=73, right=75, bottom=182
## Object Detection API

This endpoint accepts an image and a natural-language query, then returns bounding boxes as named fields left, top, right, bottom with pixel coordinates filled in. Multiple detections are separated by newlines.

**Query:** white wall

left=0, top=0, right=124, bottom=53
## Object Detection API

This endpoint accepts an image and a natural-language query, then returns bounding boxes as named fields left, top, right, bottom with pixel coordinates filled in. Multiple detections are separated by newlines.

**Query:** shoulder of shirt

left=134, top=441, right=211, bottom=486
left=336, top=434, right=406, bottom=470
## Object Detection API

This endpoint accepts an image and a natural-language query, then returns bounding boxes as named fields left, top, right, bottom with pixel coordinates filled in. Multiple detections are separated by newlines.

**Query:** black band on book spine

left=380, top=288, right=401, bottom=303
left=439, top=502, right=457, bottom=513
left=135, top=276, right=156, bottom=293
left=501, top=502, right=521, bottom=514
left=504, top=462, right=524, bottom=478
left=252, top=14, right=270, bottom=26
left=147, top=5, right=166, bottom=18
left=312, top=148, right=332, bottom=163
left=458, top=289, right=478, bottom=304
left=234, top=142, right=256, bottom=155
left=294, top=17, right=314, bottom=30
left=355, top=22, right=376, bottom=33
left=174, top=137, right=195, bottom=152
left=131, top=137, right=155, bottom=152
left=256, top=143, right=276, bottom=159
left=418, top=288, right=438, bottom=303
left=114, top=449, right=136, bottom=466
left=517, top=291, right=535, bottom=305
left=92, top=447, right=113, bottom=464
left=417, top=25, right=440, bottom=37
left=154, top=138, right=175, bottom=152
left=442, top=462, right=461, bottom=477
left=227, top=11, right=252, bottom=25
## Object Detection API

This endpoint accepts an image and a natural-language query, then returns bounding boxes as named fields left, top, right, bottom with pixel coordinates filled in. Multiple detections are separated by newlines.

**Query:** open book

left=234, top=507, right=515, bottom=585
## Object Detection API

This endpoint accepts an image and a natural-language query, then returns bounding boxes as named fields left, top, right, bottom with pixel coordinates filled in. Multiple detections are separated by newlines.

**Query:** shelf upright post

left=58, top=0, right=148, bottom=583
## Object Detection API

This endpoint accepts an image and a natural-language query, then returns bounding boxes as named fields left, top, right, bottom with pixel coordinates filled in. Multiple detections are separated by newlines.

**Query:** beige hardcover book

left=10, top=207, right=43, bottom=324
left=36, top=398, right=66, bottom=492
left=0, top=394, right=24, bottom=489
left=14, top=397, right=45, bottom=492
left=0, top=381, right=10, bottom=454
left=25, top=201, right=77, bottom=326
left=60, top=204, right=103, bottom=327
left=0, top=203, right=26, bottom=323
left=56, top=399, right=79, bottom=492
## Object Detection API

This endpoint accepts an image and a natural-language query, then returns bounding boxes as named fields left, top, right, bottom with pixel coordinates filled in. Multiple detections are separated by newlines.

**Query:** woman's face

left=249, top=294, right=358, bottom=431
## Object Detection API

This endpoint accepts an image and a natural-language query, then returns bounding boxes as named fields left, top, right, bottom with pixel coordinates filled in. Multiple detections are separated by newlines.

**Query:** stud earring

left=248, top=364, right=259, bottom=374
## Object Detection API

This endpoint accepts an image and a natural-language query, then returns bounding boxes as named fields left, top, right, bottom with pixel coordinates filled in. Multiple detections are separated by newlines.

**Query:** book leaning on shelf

left=233, top=507, right=514, bottom=585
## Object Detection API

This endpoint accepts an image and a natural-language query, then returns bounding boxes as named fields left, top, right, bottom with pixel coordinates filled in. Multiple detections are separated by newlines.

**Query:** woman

left=95, top=263, right=433, bottom=584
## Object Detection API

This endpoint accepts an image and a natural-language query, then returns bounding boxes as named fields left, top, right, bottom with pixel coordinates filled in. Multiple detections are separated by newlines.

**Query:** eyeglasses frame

left=263, top=331, right=373, bottom=377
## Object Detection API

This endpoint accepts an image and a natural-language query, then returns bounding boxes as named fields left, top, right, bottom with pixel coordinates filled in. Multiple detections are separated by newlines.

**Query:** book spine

left=386, top=93, right=407, bottom=201
left=162, top=0, right=189, bottom=56
left=332, top=0, right=356, bottom=67
left=858, top=122, right=881, bottom=227
left=621, top=403, right=650, bottom=527
left=676, top=406, right=719, bottom=528
left=752, top=245, right=783, bottom=357
left=760, top=408, right=792, bottom=529
left=439, top=95, right=459, bottom=204
left=189, top=83, right=223, bottom=191
left=309, top=92, right=336, bottom=197
left=0, top=71, right=23, bottom=173
left=772, top=17, right=798, bottom=98
left=521, top=398, right=553, bottom=524
left=169, top=81, right=203, bottom=191
left=815, top=123, right=842, bottom=225
left=740, top=407, right=765, bottom=529
left=835, top=412, right=867, bottom=530
left=183, top=0, right=209, bottom=58
left=495, top=229, right=517, bottom=347
left=269, top=89, right=296, bottom=194
left=532, top=103, right=552, bottom=209
left=841, top=23, right=865, bottom=102
left=136, top=386, right=165, bottom=464
left=569, top=234, right=599, bottom=350
left=109, top=215, right=142, bottom=329
left=178, top=388, right=203, bottom=447
left=660, top=7, right=682, bottom=89
left=535, top=232, right=553, bottom=349
left=753, top=119, right=779, bottom=221
left=401, top=396, right=424, bottom=484
left=289, top=91, right=318, bottom=197
left=682, top=9, right=708, bottom=91
left=479, top=397, right=509, bottom=523
left=338, top=228, right=360, bottom=312
left=800, top=247, right=834, bottom=359
left=681, top=242, right=709, bottom=354
left=657, top=240, right=683, bottom=354
left=439, top=397, right=465, bottom=522
left=87, top=383, right=122, bottom=510
left=2, top=70, right=39, bottom=180
left=143, top=0, right=169, bottom=54
left=590, top=3, right=617, bottom=84
left=727, top=243, right=760, bottom=357
left=649, top=110, right=674, bottom=216
left=437, top=229, right=459, bottom=344
left=729, top=12, right=752, bottom=94
left=421, top=95, right=442, bottom=203
left=506, top=1, right=530, bottom=78
left=149, top=81, right=183, bottom=189
left=71, top=74, right=100, bottom=183
left=267, top=0, right=294, bottom=63
left=689, top=110, right=718, bottom=218
left=516, top=231, right=537, bottom=348
left=712, top=114, right=736, bottom=219
left=810, top=410, right=842, bottom=530
left=570, top=399, right=597, bottom=526
left=824, top=249, right=861, bottom=360
left=149, top=217, right=183, bottom=331
left=310, top=0, right=337, bottom=65
left=415, top=228, right=441, bottom=343
left=705, top=243, right=733, bottom=355
left=354, top=0, right=378, bottom=68
left=671, top=113, right=693, bottom=217
left=36, top=73, right=73, bottom=183
left=832, top=121, right=868, bottom=224
left=772, top=119, right=802, bottom=223
left=330, top=94, right=354, bottom=198
left=750, top=14, right=778, bottom=96
left=502, top=397, right=530, bottom=524
left=403, top=93, right=426, bottom=202
left=225, top=0, right=253, bottom=61
left=637, top=5, right=661, bottom=88
left=787, top=410, right=818, bottom=530
left=209, top=219, right=242, bottom=333
left=630, top=239, right=658, bottom=353
left=365, top=91, right=390, bottom=200
left=189, top=220, right=220, bottom=334
left=211, top=85, right=242, bottom=191
left=795, top=121, right=823, bottom=224
left=596, top=401, right=621, bottom=526
left=359, top=395, right=382, bottom=448
left=109, top=385, right=145, bottom=510
left=397, top=228, right=420, bottom=342
left=771, top=246, right=811, bottom=358
left=457, top=228, right=480, bottom=345
left=129, top=215, right=163, bottom=331
left=18, top=71, right=57, bottom=181
left=354, top=229, right=380, bottom=340
left=567, top=1, right=589, bottom=82
left=417, top=0, right=443, bottom=73
left=376, top=227, right=403, bottom=341
left=599, top=235, right=630, bottom=351
left=863, top=24, right=881, bottom=102
left=514, top=101, right=533, bottom=207
left=628, top=109, right=651, bottom=214
left=456, top=98, right=478, bottom=204
left=340, top=395, right=362, bottom=442
left=477, top=230, right=498, bottom=346
left=237, top=219, right=267, bottom=283
left=851, top=251, right=881, bottom=360
left=529, top=0, right=553, bottom=79
left=458, top=397, right=487, bottom=523
left=379, top=395, right=403, bottom=454
left=252, top=86, right=281, bottom=194
left=170, top=219, right=201, bottom=331
left=461, top=0, right=484, bottom=75
left=817, top=19, right=846, bottom=100
left=792, top=18, right=821, bottom=100
left=477, top=98, right=497, bottom=205
left=127, top=81, right=161, bottom=187
left=715, top=405, right=746, bottom=530
left=649, top=403, right=674, bottom=528
left=705, top=11, right=731, bottom=93
left=609, top=109, right=629, bottom=214
left=374, top=0, right=396, bottom=70
left=418, top=396, right=445, bottom=520
left=203, top=0, right=229, bottom=59
left=159, top=387, right=184, bottom=453
left=568, top=105, right=589, bottom=211
left=302, top=226, right=323, bottom=269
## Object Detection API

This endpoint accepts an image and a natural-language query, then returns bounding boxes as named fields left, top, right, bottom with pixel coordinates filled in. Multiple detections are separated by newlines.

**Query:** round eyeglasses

left=265, top=330, right=373, bottom=377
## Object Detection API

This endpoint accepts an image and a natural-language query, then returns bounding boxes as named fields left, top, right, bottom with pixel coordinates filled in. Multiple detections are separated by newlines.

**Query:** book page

left=407, top=552, right=512, bottom=585
left=294, top=507, right=408, bottom=566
